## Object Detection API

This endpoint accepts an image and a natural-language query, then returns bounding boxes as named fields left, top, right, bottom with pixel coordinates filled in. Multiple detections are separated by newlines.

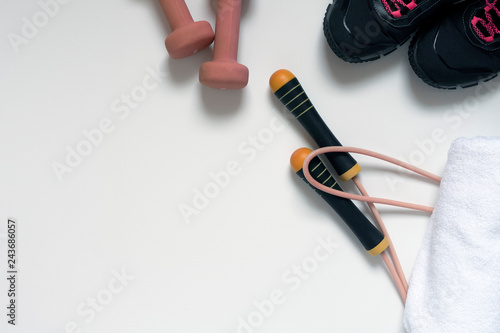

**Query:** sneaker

left=409, top=0, right=500, bottom=89
left=323, top=0, right=456, bottom=63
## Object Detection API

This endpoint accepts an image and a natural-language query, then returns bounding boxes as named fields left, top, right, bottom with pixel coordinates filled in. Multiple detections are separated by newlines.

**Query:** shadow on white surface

left=200, top=85, right=245, bottom=115
left=406, top=65, right=500, bottom=108
left=166, top=48, right=213, bottom=83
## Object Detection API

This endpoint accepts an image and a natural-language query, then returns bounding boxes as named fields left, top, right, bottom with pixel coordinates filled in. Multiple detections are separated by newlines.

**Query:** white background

left=1, top=0, right=500, bottom=332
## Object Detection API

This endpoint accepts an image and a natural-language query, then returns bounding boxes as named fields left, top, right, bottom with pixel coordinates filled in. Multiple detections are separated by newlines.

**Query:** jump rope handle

left=291, top=148, right=389, bottom=256
left=271, top=70, right=361, bottom=181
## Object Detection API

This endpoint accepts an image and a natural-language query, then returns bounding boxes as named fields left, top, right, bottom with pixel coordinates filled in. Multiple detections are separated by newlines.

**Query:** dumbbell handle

left=158, top=0, right=193, bottom=31
left=271, top=70, right=360, bottom=181
left=213, top=0, right=242, bottom=61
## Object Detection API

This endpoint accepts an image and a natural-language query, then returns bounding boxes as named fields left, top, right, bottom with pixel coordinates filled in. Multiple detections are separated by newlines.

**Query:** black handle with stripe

left=271, top=70, right=360, bottom=181
left=291, top=148, right=387, bottom=256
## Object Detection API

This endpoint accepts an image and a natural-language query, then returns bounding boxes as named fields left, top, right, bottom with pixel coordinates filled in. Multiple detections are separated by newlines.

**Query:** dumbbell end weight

left=165, top=21, right=215, bottom=59
left=199, top=61, right=249, bottom=89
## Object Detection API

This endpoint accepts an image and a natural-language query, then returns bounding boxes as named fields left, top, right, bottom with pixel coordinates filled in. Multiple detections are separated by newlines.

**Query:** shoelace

left=472, top=0, right=500, bottom=43
left=382, top=0, right=418, bottom=18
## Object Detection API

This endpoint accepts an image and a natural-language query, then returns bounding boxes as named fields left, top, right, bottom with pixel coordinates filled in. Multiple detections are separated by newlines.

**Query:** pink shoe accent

left=392, top=10, right=402, bottom=18
left=407, top=1, right=417, bottom=10
left=471, top=0, right=500, bottom=43
left=381, top=0, right=418, bottom=18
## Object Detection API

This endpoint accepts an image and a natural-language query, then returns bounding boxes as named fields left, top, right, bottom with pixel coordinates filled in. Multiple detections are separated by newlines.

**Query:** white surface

left=0, top=0, right=499, bottom=332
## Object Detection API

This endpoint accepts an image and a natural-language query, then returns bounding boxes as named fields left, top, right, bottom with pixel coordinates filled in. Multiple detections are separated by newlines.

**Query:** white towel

left=404, top=137, right=500, bottom=333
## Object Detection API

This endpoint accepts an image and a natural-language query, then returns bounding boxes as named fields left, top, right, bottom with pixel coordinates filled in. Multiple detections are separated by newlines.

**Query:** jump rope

left=270, top=70, right=442, bottom=303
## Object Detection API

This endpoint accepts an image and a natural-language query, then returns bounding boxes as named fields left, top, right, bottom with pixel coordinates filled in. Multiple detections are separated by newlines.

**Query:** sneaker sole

left=408, top=34, right=498, bottom=89
left=323, top=3, right=408, bottom=63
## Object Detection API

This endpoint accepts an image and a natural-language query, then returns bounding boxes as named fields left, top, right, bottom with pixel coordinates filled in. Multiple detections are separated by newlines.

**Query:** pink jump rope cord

left=354, top=177, right=408, bottom=302
left=303, top=147, right=442, bottom=303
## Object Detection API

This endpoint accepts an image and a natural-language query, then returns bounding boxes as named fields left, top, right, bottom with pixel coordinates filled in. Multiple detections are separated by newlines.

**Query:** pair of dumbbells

left=158, top=0, right=248, bottom=89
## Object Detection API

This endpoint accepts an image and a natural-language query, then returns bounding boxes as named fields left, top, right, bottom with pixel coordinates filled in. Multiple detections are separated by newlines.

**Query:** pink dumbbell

left=158, top=0, right=215, bottom=59
left=199, top=0, right=248, bottom=89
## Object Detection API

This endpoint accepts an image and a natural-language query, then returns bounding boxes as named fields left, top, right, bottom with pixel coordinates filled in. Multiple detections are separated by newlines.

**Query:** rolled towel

left=404, top=137, right=500, bottom=332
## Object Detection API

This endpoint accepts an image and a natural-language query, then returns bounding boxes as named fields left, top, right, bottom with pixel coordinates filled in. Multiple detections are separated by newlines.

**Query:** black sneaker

left=323, top=0, right=457, bottom=63
left=409, top=0, right=500, bottom=89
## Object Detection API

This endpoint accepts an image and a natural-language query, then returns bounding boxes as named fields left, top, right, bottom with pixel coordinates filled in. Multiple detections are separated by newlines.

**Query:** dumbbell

left=158, top=0, right=215, bottom=59
left=199, top=0, right=248, bottom=89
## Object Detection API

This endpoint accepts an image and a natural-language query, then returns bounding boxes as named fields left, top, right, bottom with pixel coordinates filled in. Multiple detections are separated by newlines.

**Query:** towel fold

left=404, top=137, right=500, bottom=333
